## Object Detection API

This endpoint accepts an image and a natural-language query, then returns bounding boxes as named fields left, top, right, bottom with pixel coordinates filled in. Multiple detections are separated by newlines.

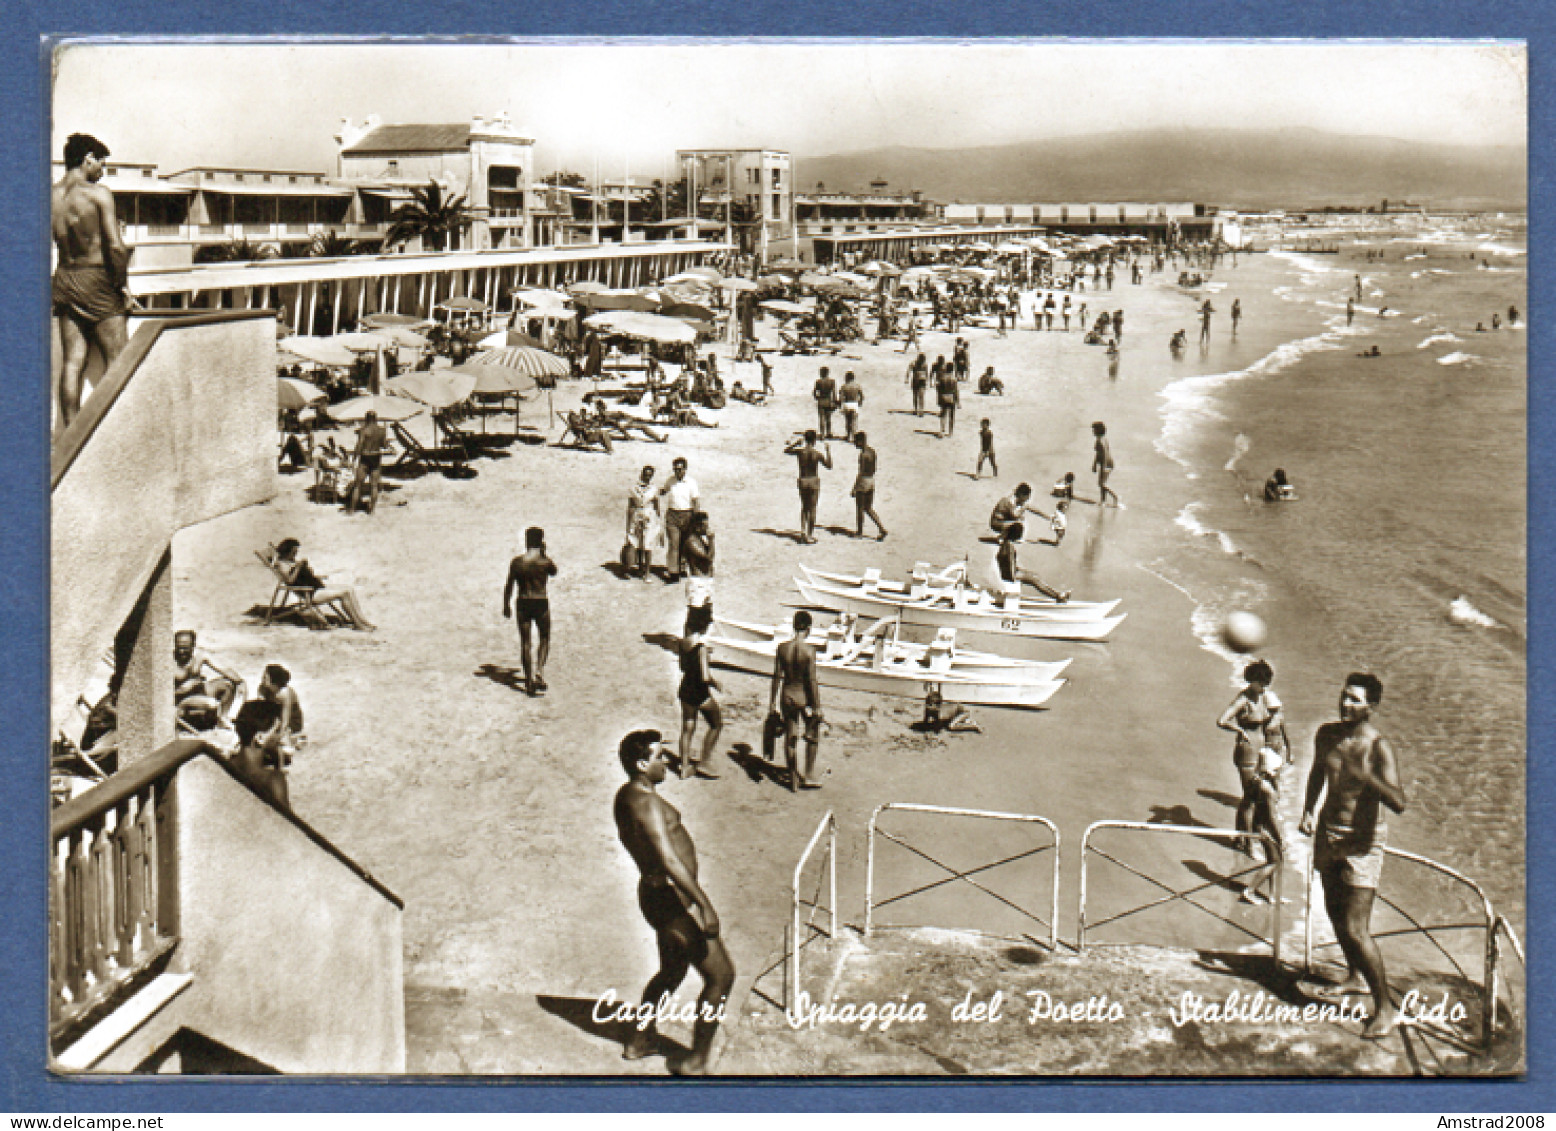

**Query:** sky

left=51, top=40, right=1527, bottom=179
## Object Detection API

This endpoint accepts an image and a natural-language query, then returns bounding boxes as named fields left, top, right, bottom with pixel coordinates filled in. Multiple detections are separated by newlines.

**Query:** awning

left=359, top=187, right=417, bottom=200
left=185, top=182, right=354, bottom=197
left=103, top=179, right=193, bottom=195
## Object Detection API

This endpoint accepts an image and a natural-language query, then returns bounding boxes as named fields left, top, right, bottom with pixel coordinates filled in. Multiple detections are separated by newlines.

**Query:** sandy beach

left=171, top=262, right=1373, bottom=1070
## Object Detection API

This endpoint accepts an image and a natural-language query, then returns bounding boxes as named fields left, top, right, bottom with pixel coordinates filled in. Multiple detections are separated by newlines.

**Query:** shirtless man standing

left=784, top=430, right=832, bottom=544
left=502, top=526, right=558, bottom=696
left=1092, top=421, right=1120, bottom=507
left=770, top=611, right=823, bottom=790
left=851, top=432, right=888, bottom=541
left=613, top=730, right=735, bottom=1074
left=1299, top=672, right=1408, bottom=1039
left=52, top=133, right=131, bottom=430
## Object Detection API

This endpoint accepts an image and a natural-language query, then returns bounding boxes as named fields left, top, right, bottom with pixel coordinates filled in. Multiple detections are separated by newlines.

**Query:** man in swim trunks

left=769, top=611, right=823, bottom=790
left=850, top=432, right=887, bottom=541
left=812, top=367, right=838, bottom=440
left=936, top=358, right=960, bottom=439
left=838, top=371, right=864, bottom=441
left=990, top=482, right=1042, bottom=535
left=784, top=430, right=832, bottom=544
left=613, top=729, right=735, bottom=1074
left=1299, top=672, right=1408, bottom=1040
left=1092, top=421, right=1120, bottom=507
left=502, top=526, right=558, bottom=696
left=173, top=630, right=244, bottom=730
left=52, top=133, right=131, bottom=430
left=344, top=411, right=389, bottom=515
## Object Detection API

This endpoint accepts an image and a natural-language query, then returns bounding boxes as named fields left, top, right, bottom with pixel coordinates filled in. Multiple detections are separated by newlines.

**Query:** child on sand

left=975, top=419, right=997, bottom=478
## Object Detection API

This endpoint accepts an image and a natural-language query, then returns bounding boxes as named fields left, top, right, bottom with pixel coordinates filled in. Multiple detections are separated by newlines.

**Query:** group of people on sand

left=783, top=429, right=888, bottom=543
left=172, top=629, right=307, bottom=811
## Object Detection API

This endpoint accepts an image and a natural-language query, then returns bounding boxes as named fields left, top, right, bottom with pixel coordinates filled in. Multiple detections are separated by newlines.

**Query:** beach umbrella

left=766, top=258, right=806, bottom=273
left=511, top=287, right=571, bottom=307
left=679, top=265, right=722, bottom=282
left=798, top=272, right=834, bottom=288
left=995, top=242, right=1027, bottom=255
left=330, top=394, right=424, bottom=423
left=718, top=277, right=759, bottom=292
left=662, top=271, right=715, bottom=287
left=760, top=299, right=811, bottom=317
left=385, top=369, right=478, bottom=410
left=575, top=290, right=660, bottom=313
left=756, top=274, right=789, bottom=288
left=376, top=326, right=429, bottom=349
left=831, top=271, right=872, bottom=286
left=279, top=335, right=357, bottom=368
left=858, top=260, right=902, bottom=276
left=567, top=280, right=610, bottom=295
left=438, top=296, right=490, bottom=313
left=449, top=362, right=542, bottom=396
left=473, top=346, right=570, bottom=381
left=328, top=331, right=399, bottom=352
left=361, top=312, right=432, bottom=330
left=660, top=301, right=717, bottom=322
left=278, top=376, right=326, bottom=411
left=584, top=310, right=698, bottom=344
left=477, top=329, right=546, bottom=350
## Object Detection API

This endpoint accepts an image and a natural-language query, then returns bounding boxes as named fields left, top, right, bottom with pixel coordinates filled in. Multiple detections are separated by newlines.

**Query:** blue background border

left=4, top=6, right=1547, bottom=1112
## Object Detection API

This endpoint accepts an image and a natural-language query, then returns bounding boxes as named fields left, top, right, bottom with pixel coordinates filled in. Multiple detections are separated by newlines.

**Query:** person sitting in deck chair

left=560, top=409, right=614, bottom=453
left=272, top=538, right=376, bottom=631
left=174, top=629, right=245, bottom=731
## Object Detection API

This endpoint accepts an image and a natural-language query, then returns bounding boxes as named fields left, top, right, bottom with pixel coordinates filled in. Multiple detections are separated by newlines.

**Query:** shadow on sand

left=642, top=632, right=683, bottom=655
left=534, top=994, right=689, bottom=1062
left=751, top=527, right=809, bottom=545
left=727, top=742, right=790, bottom=788
left=474, top=663, right=530, bottom=693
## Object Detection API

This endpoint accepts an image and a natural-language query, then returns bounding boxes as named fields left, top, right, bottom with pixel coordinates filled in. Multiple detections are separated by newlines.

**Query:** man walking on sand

left=770, top=612, right=824, bottom=790
left=344, top=410, right=389, bottom=514
left=936, top=358, right=960, bottom=438
left=784, top=430, right=832, bottom=544
left=614, top=730, right=735, bottom=1074
left=502, top=526, right=557, bottom=696
left=851, top=432, right=888, bottom=541
left=812, top=366, right=838, bottom=440
left=52, top=133, right=131, bottom=430
left=1299, top=673, right=1407, bottom=1040
left=1092, top=421, right=1119, bottom=507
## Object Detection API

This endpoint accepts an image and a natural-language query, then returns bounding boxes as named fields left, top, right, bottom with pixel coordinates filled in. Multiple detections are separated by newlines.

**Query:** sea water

left=1154, top=215, right=1527, bottom=931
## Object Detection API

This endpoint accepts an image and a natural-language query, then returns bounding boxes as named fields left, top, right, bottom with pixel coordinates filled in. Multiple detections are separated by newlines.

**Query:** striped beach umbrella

left=473, top=346, right=570, bottom=380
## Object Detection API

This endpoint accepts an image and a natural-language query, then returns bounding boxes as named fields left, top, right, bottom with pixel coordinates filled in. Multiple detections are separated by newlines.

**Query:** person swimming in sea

left=1264, top=468, right=1297, bottom=502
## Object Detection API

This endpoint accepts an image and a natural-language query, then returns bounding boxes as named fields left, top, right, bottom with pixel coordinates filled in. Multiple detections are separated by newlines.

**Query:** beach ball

left=1223, top=611, right=1268, bottom=654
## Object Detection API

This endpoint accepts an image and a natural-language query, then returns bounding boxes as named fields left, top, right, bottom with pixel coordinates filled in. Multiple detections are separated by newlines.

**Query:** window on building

left=750, top=168, right=760, bottom=185
left=263, top=174, right=272, bottom=183
left=1089, top=206, right=1098, bottom=223
left=772, top=193, right=782, bottom=218
left=290, top=175, right=299, bottom=184
left=771, top=167, right=781, bottom=187
left=235, top=173, right=244, bottom=182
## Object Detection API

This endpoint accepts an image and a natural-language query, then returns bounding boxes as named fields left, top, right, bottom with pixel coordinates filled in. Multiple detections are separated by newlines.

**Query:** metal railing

left=1301, top=846, right=1522, bottom=1047
left=865, top=803, right=1060, bottom=951
left=1078, top=821, right=1281, bottom=963
left=786, top=810, right=837, bottom=1013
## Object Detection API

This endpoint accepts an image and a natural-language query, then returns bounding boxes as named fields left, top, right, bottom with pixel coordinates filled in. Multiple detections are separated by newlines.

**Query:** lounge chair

left=255, top=546, right=335, bottom=630
left=558, top=410, right=614, bottom=453
left=389, top=421, right=474, bottom=477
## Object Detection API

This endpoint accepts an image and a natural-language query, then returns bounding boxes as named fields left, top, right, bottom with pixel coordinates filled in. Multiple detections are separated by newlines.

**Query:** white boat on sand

left=707, top=616, right=1066, bottom=709
left=794, top=563, right=1125, bottom=642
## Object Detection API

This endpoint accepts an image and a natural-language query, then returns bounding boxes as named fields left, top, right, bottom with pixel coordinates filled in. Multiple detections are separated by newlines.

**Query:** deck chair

left=255, top=546, right=334, bottom=630
left=389, top=421, right=472, bottom=477
left=558, top=411, right=614, bottom=453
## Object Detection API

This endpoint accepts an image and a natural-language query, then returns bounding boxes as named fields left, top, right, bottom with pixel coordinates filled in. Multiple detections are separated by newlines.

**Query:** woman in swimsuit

left=273, top=538, right=375, bottom=630
left=1217, top=659, right=1289, bottom=838
left=676, top=620, right=722, bottom=780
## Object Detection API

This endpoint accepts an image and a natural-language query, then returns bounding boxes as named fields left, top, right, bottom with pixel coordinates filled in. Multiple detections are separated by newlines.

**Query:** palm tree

left=194, top=238, right=281, bottom=264
left=384, top=181, right=475, bottom=253
left=308, top=230, right=361, bottom=258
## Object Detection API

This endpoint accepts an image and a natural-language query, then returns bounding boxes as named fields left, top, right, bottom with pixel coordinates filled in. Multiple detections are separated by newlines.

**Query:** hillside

left=797, top=128, right=1525, bottom=211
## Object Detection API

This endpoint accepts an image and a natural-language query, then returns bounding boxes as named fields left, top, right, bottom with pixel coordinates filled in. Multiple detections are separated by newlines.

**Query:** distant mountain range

left=797, top=128, right=1526, bottom=212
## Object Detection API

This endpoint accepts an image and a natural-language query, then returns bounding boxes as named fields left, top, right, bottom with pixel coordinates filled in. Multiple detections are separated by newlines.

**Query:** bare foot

left=1361, top=1006, right=1399, bottom=1040
left=668, top=1052, right=712, bottom=1075
left=622, top=1029, right=658, bottom=1061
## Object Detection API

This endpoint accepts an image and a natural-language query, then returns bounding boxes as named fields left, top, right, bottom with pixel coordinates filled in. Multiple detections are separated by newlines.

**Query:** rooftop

left=342, top=122, right=534, bottom=155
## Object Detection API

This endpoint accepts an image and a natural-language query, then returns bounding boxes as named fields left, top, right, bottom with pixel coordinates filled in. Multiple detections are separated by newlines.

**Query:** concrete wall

left=51, top=314, right=277, bottom=738
left=172, top=757, right=405, bottom=1073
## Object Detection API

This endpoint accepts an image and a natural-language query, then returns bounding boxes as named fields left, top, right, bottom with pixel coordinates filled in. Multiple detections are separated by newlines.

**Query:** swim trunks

left=52, top=264, right=128, bottom=324
left=638, top=876, right=708, bottom=962
left=1314, top=818, right=1387, bottom=889
left=679, top=642, right=713, bottom=707
left=515, top=597, right=550, bottom=631
left=780, top=691, right=822, bottom=741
